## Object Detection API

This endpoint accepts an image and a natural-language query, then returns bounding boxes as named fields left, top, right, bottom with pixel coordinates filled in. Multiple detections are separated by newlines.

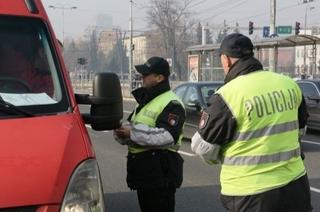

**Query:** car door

left=297, top=81, right=320, bottom=129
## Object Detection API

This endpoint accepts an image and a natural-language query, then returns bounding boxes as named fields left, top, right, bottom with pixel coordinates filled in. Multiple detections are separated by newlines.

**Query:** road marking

left=301, top=140, right=320, bottom=146
left=311, top=187, right=320, bottom=193
left=85, top=124, right=110, bottom=132
left=124, top=110, right=131, bottom=114
left=178, top=150, right=196, bottom=157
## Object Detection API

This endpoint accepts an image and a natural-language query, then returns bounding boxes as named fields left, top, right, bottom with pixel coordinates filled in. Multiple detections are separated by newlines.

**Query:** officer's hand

left=114, top=125, right=131, bottom=140
left=113, top=128, right=129, bottom=145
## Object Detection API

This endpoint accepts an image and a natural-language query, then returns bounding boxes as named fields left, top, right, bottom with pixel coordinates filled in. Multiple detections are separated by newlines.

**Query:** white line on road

left=178, top=150, right=196, bottom=157
left=85, top=124, right=110, bottom=132
left=301, top=140, right=320, bottom=146
left=311, top=187, right=320, bottom=193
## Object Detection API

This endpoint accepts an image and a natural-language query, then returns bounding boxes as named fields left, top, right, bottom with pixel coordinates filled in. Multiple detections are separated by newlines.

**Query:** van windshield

left=0, top=17, right=69, bottom=116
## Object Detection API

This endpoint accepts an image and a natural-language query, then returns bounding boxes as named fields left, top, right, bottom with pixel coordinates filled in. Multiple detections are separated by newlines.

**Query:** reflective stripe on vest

left=129, top=90, right=184, bottom=154
left=222, top=147, right=300, bottom=166
left=216, top=71, right=306, bottom=196
left=233, top=120, right=299, bottom=142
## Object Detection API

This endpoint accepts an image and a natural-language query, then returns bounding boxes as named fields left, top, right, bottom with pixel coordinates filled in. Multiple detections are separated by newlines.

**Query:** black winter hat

left=135, top=56, right=170, bottom=77
left=218, top=33, right=254, bottom=58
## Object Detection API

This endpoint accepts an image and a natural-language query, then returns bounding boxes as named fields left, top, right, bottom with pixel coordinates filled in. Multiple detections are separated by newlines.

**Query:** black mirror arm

left=75, top=93, right=121, bottom=105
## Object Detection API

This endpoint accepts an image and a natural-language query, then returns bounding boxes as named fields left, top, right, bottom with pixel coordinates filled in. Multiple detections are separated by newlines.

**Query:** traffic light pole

left=269, top=0, right=277, bottom=72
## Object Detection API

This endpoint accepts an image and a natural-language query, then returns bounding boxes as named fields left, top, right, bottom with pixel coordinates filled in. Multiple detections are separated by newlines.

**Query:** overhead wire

left=199, top=0, right=250, bottom=22
left=227, top=2, right=301, bottom=25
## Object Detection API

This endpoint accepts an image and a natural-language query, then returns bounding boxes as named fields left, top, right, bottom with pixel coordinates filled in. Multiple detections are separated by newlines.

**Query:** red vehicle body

left=0, top=0, right=122, bottom=211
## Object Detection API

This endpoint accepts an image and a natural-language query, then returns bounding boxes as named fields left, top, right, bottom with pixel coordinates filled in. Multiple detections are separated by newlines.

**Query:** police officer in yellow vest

left=114, top=56, right=185, bottom=212
left=191, top=34, right=312, bottom=212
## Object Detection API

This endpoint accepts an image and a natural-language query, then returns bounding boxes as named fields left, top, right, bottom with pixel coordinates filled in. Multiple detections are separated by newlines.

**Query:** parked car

left=296, top=80, right=320, bottom=131
left=0, top=1, right=123, bottom=211
left=173, top=81, right=224, bottom=138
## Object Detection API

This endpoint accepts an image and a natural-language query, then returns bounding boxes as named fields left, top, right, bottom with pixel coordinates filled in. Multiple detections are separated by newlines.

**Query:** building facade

left=295, top=30, right=320, bottom=78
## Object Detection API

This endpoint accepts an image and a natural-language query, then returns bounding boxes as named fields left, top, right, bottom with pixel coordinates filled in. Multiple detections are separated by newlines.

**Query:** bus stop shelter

left=185, top=35, right=320, bottom=81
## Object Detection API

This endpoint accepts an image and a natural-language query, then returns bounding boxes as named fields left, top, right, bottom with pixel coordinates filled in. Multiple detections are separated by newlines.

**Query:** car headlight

left=61, top=159, right=105, bottom=212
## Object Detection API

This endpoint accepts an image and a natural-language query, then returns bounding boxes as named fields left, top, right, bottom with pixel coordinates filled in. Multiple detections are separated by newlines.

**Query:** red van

left=0, top=0, right=123, bottom=211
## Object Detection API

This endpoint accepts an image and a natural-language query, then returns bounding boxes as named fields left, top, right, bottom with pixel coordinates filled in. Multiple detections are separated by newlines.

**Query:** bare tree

left=147, top=0, right=195, bottom=80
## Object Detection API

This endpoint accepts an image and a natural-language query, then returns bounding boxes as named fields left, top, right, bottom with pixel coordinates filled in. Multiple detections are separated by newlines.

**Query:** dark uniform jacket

left=126, top=80, right=186, bottom=189
left=194, top=56, right=308, bottom=161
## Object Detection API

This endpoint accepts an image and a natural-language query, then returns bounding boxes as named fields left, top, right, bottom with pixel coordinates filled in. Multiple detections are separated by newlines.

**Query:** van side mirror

left=75, top=73, right=123, bottom=131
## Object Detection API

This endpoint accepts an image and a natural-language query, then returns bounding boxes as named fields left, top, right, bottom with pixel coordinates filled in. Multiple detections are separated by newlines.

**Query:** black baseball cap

left=218, top=33, right=254, bottom=58
left=135, top=56, right=170, bottom=77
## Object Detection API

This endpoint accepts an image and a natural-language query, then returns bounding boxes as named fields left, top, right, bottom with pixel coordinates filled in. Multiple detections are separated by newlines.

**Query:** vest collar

left=224, top=56, right=263, bottom=84
left=131, top=80, right=171, bottom=105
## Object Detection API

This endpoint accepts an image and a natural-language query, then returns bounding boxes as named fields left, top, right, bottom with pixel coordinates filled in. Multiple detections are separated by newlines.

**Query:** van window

left=0, top=17, right=69, bottom=116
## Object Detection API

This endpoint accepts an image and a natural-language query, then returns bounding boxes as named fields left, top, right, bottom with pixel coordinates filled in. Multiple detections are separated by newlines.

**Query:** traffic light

left=295, top=21, right=301, bottom=35
left=249, top=21, right=254, bottom=35
left=77, top=57, right=88, bottom=65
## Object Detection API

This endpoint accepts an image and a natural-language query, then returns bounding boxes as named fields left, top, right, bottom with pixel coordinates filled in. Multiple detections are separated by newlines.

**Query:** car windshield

left=0, top=17, right=69, bottom=116
left=200, top=84, right=222, bottom=105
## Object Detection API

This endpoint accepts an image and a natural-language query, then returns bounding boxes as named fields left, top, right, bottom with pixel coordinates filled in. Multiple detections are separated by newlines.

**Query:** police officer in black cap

left=114, top=56, right=186, bottom=212
left=191, top=33, right=312, bottom=212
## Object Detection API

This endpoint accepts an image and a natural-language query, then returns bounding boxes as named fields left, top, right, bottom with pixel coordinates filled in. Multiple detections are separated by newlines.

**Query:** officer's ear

left=225, top=56, right=233, bottom=68
left=156, top=74, right=165, bottom=82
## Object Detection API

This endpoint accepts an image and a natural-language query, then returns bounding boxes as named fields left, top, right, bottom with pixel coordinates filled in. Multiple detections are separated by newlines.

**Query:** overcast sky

left=42, top=0, right=320, bottom=40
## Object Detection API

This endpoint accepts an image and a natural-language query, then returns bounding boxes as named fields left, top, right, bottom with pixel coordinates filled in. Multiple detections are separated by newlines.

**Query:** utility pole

left=202, top=25, right=207, bottom=45
left=269, top=0, right=277, bottom=72
left=129, top=0, right=134, bottom=91
left=303, top=2, right=315, bottom=76
left=49, top=5, right=77, bottom=45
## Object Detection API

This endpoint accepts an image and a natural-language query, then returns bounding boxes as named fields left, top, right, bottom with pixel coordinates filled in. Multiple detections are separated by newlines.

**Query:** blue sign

left=263, top=26, right=270, bottom=38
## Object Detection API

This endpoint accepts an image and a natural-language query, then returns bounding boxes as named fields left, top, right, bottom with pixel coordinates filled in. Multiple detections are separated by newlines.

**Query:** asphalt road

left=81, top=100, right=320, bottom=212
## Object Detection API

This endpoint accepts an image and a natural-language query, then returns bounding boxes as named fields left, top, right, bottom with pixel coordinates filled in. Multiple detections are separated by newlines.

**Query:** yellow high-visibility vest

left=129, top=90, right=184, bottom=154
left=216, top=71, right=306, bottom=196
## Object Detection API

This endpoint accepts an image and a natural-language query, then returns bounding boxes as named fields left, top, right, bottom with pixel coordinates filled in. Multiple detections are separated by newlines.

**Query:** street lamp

left=302, top=0, right=315, bottom=76
left=49, top=5, right=77, bottom=44
left=304, top=5, right=315, bottom=34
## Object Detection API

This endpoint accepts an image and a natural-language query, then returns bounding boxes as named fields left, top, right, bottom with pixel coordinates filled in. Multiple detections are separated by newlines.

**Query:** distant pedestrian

left=191, top=33, right=312, bottom=212
left=114, top=56, right=186, bottom=212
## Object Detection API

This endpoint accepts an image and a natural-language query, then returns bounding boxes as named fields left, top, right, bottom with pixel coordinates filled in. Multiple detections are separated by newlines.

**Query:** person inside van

left=0, top=31, right=53, bottom=96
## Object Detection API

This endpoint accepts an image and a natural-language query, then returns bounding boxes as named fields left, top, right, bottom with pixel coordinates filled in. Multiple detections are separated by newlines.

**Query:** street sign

left=263, top=26, right=270, bottom=38
left=277, top=26, right=292, bottom=34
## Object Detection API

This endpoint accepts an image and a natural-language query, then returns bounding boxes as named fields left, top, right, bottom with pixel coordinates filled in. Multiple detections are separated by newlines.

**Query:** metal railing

left=69, top=72, right=183, bottom=98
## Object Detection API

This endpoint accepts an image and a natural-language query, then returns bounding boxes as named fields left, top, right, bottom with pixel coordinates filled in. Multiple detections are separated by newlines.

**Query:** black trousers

left=220, top=174, right=312, bottom=212
left=137, top=187, right=176, bottom=212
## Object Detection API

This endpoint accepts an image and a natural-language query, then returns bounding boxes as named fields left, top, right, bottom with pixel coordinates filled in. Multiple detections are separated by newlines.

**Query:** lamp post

left=303, top=1, right=315, bottom=76
left=269, top=0, right=277, bottom=72
left=49, top=5, right=77, bottom=45
left=129, top=0, right=134, bottom=91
